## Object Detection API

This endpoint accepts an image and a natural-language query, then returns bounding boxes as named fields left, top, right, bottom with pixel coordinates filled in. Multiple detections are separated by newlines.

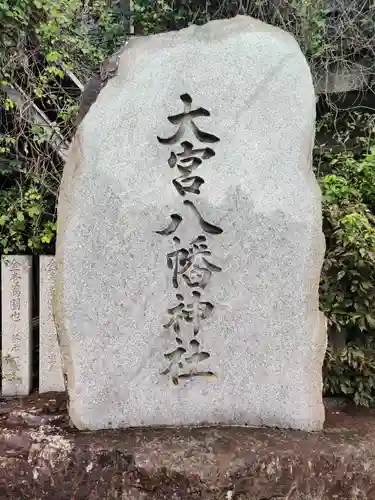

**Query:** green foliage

left=319, top=147, right=375, bottom=342
left=131, top=0, right=375, bottom=78
left=84, top=0, right=128, bottom=56
left=317, top=130, right=375, bottom=403
left=132, top=0, right=196, bottom=35
left=324, top=343, right=375, bottom=407
left=278, top=0, right=329, bottom=60
left=0, top=0, right=125, bottom=255
left=0, top=181, right=55, bottom=254
left=0, top=0, right=104, bottom=77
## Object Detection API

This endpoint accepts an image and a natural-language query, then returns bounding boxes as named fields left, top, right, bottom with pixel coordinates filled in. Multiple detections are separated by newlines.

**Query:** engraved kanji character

left=11, top=311, right=21, bottom=322
left=10, top=271, right=20, bottom=283
left=163, top=293, right=186, bottom=333
left=172, top=175, right=205, bottom=196
left=161, top=337, right=214, bottom=384
left=10, top=298, right=20, bottom=311
left=184, top=200, right=223, bottom=235
left=7, top=258, right=21, bottom=271
left=11, top=284, right=21, bottom=297
left=184, top=338, right=210, bottom=364
left=168, top=140, right=216, bottom=173
left=160, top=346, right=187, bottom=378
left=181, top=235, right=222, bottom=289
left=164, top=235, right=221, bottom=289
left=167, top=139, right=217, bottom=196
left=155, top=214, right=182, bottom=236
left=166, top=237, right=189, bottom=289
left=163, top=291, right=213, bottom=336
left=155, top=202, right=223, bottom=238
left=181, top=290, right=214, bottom=335
left=157, top=94, right=220, bottom=145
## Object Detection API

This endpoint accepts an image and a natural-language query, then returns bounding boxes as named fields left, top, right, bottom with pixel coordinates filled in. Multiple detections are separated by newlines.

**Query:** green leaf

left=27, top=206, right=41, bottom=218
left=366, top=315, right=375, bottom=329
left=45, top=50, right=61, bottom=62
left=337, top=270, right=346, bottom=280
left=41, top=234, right=53, bottom=243
left=340, top=383, right=348, bottom=394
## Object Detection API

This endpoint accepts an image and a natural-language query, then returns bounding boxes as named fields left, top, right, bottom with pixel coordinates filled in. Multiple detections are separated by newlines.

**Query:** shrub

left=0, top=180, right=55, bottom=254
left=318, top=144, right=375, bottom=403
left=324, top=342, right=375, bottom=406
left=319, top=148, right=375, bottom=338
left=0, top=0, right=124, bottom=255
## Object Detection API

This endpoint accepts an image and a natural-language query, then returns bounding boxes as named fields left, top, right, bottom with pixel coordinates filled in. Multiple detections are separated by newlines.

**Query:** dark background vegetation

left=1, top=0, right=375, bottom=404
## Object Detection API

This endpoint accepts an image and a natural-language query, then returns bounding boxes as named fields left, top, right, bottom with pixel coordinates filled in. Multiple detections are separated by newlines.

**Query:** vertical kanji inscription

left=156, top=93, right=223, bottom=385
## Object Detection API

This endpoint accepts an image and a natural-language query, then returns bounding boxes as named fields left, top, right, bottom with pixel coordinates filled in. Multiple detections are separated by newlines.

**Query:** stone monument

left=54, top=15, right=327, bottom=431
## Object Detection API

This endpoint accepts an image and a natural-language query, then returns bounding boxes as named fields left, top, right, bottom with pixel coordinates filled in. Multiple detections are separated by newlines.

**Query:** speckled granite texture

left=54, top=15, right=326, bottom=431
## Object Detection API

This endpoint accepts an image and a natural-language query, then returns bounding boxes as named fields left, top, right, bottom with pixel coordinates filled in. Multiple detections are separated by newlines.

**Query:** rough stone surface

left=39, top=257, right=65, bottom=393
left=0, top=394, right=375, bottom=499
left=1, top=256, right=32, bottom=396
left=55, top=15, right=326, bottom=431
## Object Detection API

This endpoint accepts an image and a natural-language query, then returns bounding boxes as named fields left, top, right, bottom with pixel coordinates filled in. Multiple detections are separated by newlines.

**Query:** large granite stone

left=54, top=15, right=327, bottom=431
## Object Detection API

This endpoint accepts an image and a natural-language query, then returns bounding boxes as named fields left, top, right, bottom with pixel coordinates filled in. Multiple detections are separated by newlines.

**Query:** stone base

left=0, top=393, right=374, bottom=499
